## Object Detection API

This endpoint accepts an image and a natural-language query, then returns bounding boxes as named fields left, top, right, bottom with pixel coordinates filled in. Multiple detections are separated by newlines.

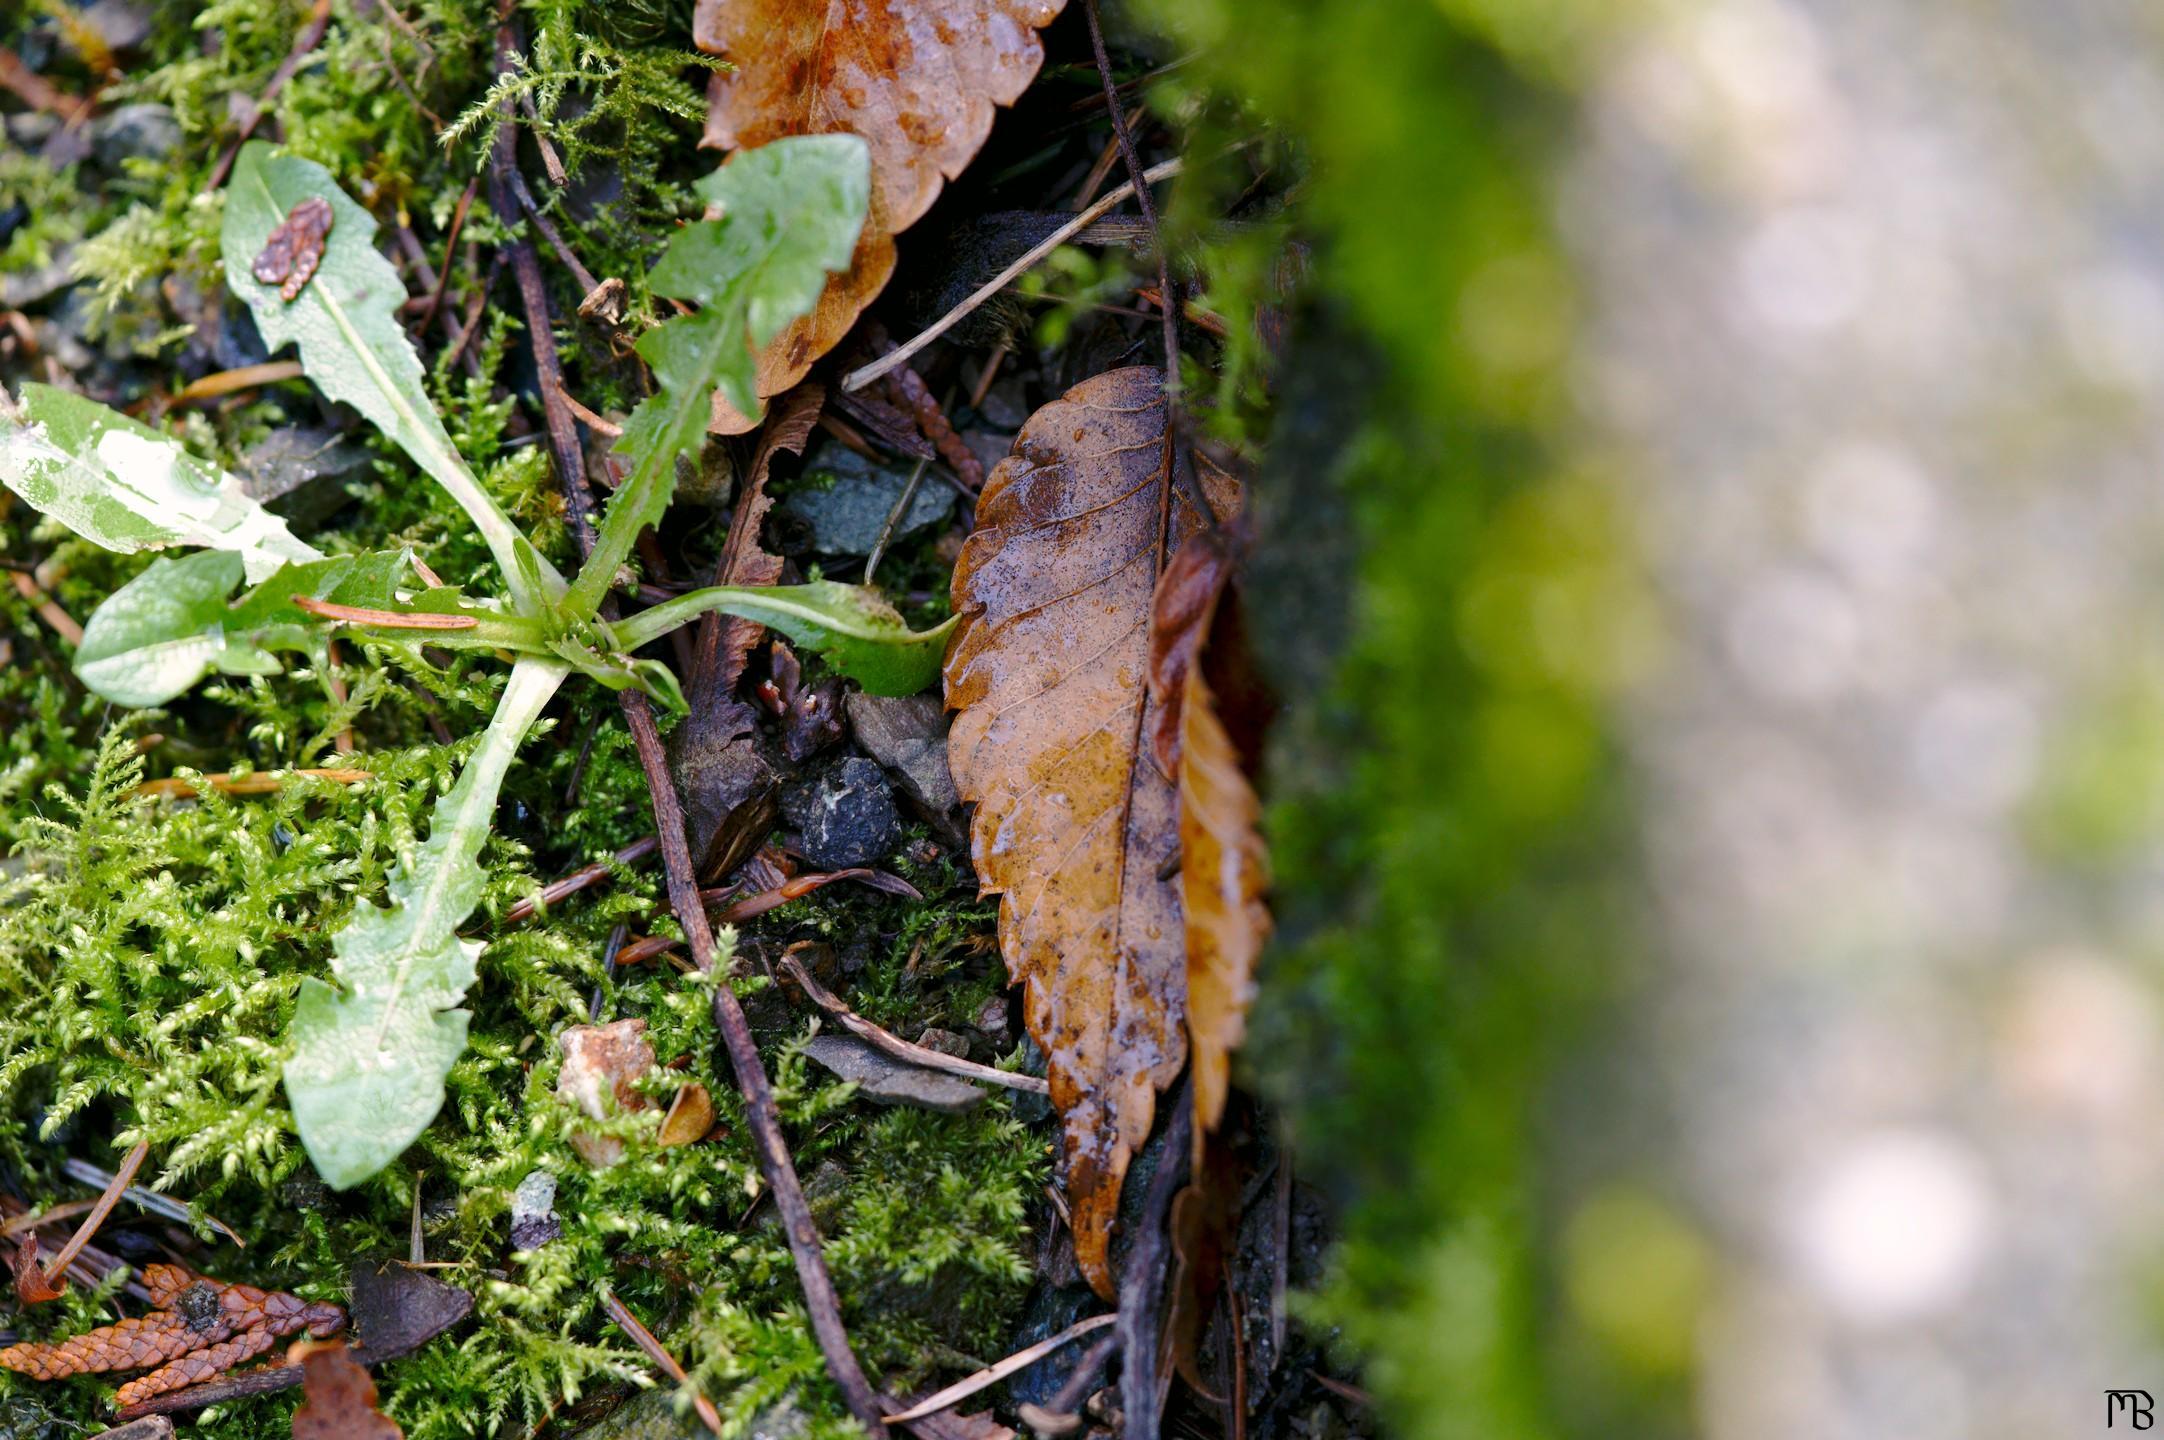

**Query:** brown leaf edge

left=1147, top=528, right=1271, bottom=1149
left=692, top=381, right=826, bottom=697
left=290, top=1339, right=401, bottom=1440
left=693, top=0, right=1068, bottom=428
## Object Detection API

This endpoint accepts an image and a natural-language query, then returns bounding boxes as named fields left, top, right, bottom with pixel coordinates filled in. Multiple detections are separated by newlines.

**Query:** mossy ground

left=0, top=3, right=1045, bottom=1435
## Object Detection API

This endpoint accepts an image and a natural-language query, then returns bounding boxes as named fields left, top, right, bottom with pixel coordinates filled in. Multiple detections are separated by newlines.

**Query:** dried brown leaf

left=945, top=367, right=1224, bottom=1296
left=657, top=1083, right=715, bottom=1147
left=290, top=1340, right=401, bottom=1440
left=11, top=1233, right=65, bottom=1304
left=694, top=0, right=1066, bottom=426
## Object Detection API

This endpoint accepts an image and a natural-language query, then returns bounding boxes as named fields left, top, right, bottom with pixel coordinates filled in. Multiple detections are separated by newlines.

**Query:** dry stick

left=622, top=693, right=892, bottom=1435
left=600, top=1287, right=726, bottom=1436
left=41, top=1140, right=147, bottom=1289
left=487, top=41, right=890, bottom=1423
left=780, top=952, right=1050, bottom=1098
left=1117, top=1080, right=1193, bottom=1440
left=863, top=456, right=930, bottom=586
left=842, top=157, right=1183, bottom=393
left=206, top=0, right=335, bottom=190
left=500, top=834, right=661, bottom=926
left=1016, top=1332, right=1118, bottom=1438
left=8, top=570, right=82, bottom=646
left=885, top=1313, right=1116, bottom=1423
left=416, top=175, right=481, bottom=337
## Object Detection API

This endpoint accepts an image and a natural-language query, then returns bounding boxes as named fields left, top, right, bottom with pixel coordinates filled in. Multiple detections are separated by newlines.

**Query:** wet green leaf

left=1, top=384, right=319, bottom=582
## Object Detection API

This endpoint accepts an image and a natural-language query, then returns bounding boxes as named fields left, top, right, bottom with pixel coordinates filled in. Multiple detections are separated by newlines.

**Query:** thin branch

left=780, top=952, right=1050, bottom=1097
left=842, top=158, right=1183, bottom=392
left=491, top=20, right=888, bottom=1412
left=600, top=1287, right=724, bottom=1435
left=499, top=834, right=659, bottom=926
left=885, top=1314, right=1115, bottom=1423
left=40, top=1141, right=146, bottom=1286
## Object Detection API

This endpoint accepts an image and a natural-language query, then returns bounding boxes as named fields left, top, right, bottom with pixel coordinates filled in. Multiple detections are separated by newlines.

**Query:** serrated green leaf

left=562, top=135, right=871, bottom=622
left=1, top=384, right=320, bottom=582
left=222, top=142, right=561, bottom=611
left=284, top=657, right=568, bottom=1188
left=74, top=549, right=409, bottom=706
left=609, top=579, right=956, bottom=696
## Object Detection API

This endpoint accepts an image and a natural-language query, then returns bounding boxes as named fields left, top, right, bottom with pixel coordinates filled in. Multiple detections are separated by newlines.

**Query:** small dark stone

left=281, top=1172, right=331, bottom=1211
left=92, top=103, right=180, bottom=168
left=272, top=822, right=296, bottom=852
left=0, top=202, right=28, bottom=249
left=781, top=757, right=901, bottom=869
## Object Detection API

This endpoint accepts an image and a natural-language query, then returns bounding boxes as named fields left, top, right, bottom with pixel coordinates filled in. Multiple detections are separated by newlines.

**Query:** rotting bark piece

left=944, top=367, right=1237, bottom=1297
left=249, top=196, right=333, bottom=303
left=803, top=1034, right=986, bottom=1115
left=668, top=702, right=782, bottom=887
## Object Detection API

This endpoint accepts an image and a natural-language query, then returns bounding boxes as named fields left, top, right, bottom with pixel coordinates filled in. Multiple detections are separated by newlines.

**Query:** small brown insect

left=0, top=1262, right=345, bottom=1408
left=251, top=196, right=335, bottom=303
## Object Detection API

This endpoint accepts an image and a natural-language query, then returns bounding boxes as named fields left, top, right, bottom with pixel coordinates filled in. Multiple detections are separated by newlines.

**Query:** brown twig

left=864, top=457, right=931, bottom=585
left=1117, top=1078, right=1193, bottom=1440
left=490, top=15, right=887, bottom=1422
left=599, top=1287, right=724, bottom=1436
left=290, top=596, right=477, bottom=629
left=169, top=361, right=306, bottom=406
left=38, top=1140, right=148, bottom=1290
left=499, top=834, right=660, bottom=926
left=9, top=570, right=82, bottom=646
left=134, top=768, right=371, bottom=801
left=207, top=0, right=336, bottom=190
left=622, top=693, right=891, bottom=1434
left=884, top=1314, right=1114, bottom=1423
left=779, top=952, right=1049, bottom=1098
left=416, top=175, right=480, bottom=337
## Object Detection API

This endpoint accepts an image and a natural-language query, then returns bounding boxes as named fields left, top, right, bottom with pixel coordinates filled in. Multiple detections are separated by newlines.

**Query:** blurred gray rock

left=780, top=448, right=951, bottom=555
left=241, top=427, right=372, bottom=527
left=92, top=104, right=179, bottom=168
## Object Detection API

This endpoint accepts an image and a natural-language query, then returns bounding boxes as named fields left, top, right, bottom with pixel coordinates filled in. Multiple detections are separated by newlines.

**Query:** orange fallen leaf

left=290, top=1339, right=401, bottom=1439
left=945, top=367, right=1234, bottom=1296
left=693, top=0, right=1068, bottom=431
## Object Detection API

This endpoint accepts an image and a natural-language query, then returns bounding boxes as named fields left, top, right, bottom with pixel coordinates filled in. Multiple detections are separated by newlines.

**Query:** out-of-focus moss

left=1133, top=1, right=1661, bottom=1436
